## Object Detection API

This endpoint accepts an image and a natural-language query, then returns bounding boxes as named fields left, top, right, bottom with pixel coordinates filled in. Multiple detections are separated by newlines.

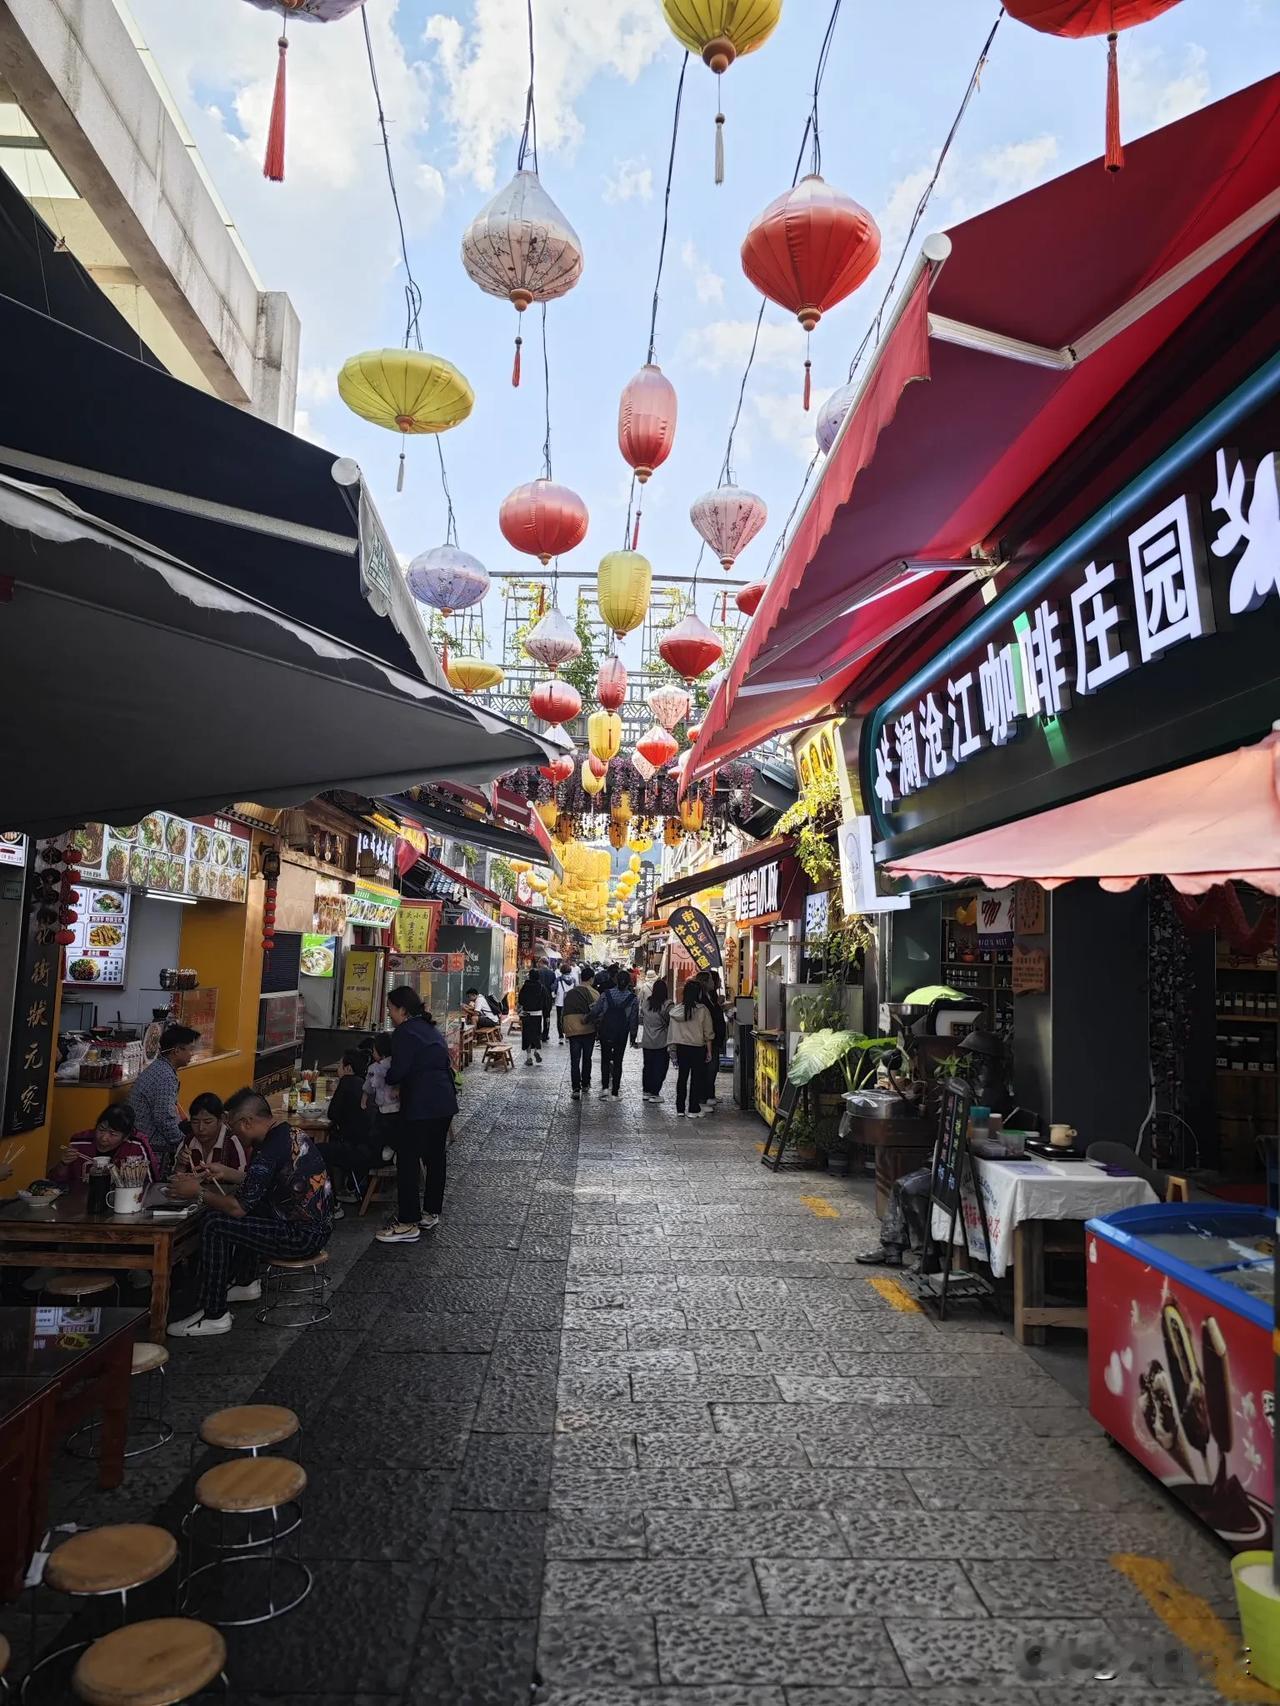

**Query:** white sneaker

left=599, top=1087, right=610, bottom=1099
left=226, top=1279, right=262, bottom=1303
left=170, top=1311, right=232, bottom=1337
left=376, top=1222, right=421, bottom=1244
left=381, top=1147, right=395, bottom=1162
left=420, top=1213, right=440, bottom=1230
left=687, top=1111, right=704, bottom=1120
left=642, top=1094, right=657, bottom=1103
left=676, top=1110, right=687, bottom=1118
left=168, top=1310, right=205, bottom=1334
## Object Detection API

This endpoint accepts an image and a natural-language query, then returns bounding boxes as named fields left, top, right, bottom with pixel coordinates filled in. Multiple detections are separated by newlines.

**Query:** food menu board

left=68, top=815, right=250, bottom=902
left=63, top=886, right=131, bottom=987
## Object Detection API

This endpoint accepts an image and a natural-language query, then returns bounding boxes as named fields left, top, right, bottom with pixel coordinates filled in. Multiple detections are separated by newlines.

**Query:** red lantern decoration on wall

left=741, top=174, right=881, bottom=408
left=597, top=653, right=628, bottom=713
left=529, top=678, right=582, bottom=726
left=539, top=754, right=575, bottom=784
left=636, top=724, right=679, bottom=769
left=499, top=478, right=590, bottom=565
left=1003, top=1, right=1185, bottom=171
left=618, top=364, right=678, bottom=485
left=659, top=611, right=724, bottom=682
left=735, top=581, right=766, bottom=618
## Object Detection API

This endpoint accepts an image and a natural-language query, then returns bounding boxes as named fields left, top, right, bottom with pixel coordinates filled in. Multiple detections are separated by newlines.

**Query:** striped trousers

left=199, top=1210, right=330, bottom=1317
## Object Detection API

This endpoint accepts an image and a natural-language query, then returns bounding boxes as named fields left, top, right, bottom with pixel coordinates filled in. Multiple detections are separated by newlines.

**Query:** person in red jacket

left=52, top=1103, right=158, bottom=1185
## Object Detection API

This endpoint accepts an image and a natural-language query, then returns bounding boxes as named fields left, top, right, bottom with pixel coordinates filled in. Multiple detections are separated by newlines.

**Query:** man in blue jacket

left=591, top=972, right=639, bottom=1100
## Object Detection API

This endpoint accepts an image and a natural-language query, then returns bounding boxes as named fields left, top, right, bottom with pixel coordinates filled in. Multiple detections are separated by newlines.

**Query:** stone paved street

left=2, top=1044, right=1242, bottom=1701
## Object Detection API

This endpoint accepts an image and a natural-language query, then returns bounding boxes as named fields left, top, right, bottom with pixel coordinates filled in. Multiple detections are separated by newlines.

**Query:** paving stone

left=911, top=1372, right=1072, bottom=1407
left=828, top=1350, right=1052, bottom=1379
left=538, top=1614, right=660, bottom=1687
left=753, top=1558, right=987, bottom=1619
left=454, top=1432, right=551, bottom=1511
left=539, top=1690, right=784, bottom=1706
left=558, top=1402, right=716, bottom=1434
left=405, top=1617, right=537, bottom=1706
left=546, top=1508, right=648, bottom=1559
left=551, top=1468, right=735, bottom=1509
left=554, top=1432, right=640, bottom=1468
left=558, top=1370, right=634, bottom=1401
left=728, top=1468, right=914, bottom=1509
left=800, top=1432, right=976, bottom=1469
left=645, top=1511, right=849, bottom=1559
left=657, top=1617, right=907, bottom=1687
left=628, top=1328, right=762, bottom=1351
left=906, top=1465, right=1163, bottom=1512
left=427, top=1510, right=546, bottom=1618
left=544, top=1559, right=763, bottom=1615
left=775, top=1375, right=932, bottom=1406
left=693, top=1350, right=838, bottom=1376
left=636, top=1433, right=809, bottom=1468
left=561, top=1348, right=700, bottom=1374
left=884, top=1616, right=1112, bottom=1687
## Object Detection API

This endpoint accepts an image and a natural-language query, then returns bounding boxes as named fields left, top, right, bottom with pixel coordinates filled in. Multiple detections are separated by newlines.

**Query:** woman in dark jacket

left=376, top=986, right=459, bottom=1244
left=517, top=972, right=550, bottom=1066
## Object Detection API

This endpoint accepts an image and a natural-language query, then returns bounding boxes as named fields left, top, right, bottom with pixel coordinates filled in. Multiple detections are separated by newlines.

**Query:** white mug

left=1049, top=1123, right=1078, bottom=1149
left=107, top=1185, right=144, bottom=1215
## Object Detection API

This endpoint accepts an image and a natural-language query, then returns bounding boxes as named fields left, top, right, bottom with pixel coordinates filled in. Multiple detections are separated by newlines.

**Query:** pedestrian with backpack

left=590, top=970, right=639, bottom=1099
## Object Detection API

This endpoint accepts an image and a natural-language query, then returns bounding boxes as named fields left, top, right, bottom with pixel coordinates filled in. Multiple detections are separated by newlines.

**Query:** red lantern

left=636, top=724, right=679, bottom=769
left=55, top=928, right=76, bottom=946
left=539, top=754, right=575, bottom=784
left=597, top=654, right=628, bottom=712
left=499, top=478, right=589, bottom=565
left=1003, top=1, right=1185, bottom=171
left=659, top=611, right=724, bottom=681
left=587, top=753, right=608, bottom=779
left=686, top=722, right=702, bottom=745
left=618, top=364, right=678, bottom=485
left=529, top=678, right=582, bottom=726
left=741, top=174, right=881, bottom=408
left=735, top=581, right=766, bottom=618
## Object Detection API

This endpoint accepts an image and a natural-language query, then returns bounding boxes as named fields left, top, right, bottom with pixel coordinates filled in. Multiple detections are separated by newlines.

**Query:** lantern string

left=806, top=0, right=843, bottom=178
left=434, top=439, right=459, bottom=547
left=540, top=302, right=553, bottom=480
left=516, top=0, right=539, bottom=174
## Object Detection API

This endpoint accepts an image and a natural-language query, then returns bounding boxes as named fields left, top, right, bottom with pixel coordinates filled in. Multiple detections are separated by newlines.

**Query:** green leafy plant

left=788, top=1029, right=905, bottom=1093
left=790, top=984, right=845, bottom=1033
left=489, top=857, right=517, bottom=900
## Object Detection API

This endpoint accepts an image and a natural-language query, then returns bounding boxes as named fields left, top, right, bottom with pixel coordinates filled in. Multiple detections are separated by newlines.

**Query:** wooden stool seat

left=72, top=1617, right=225, bottom=1706
left=196, top=1455, right=306, bottom=1515
left=359, top=1166, right=397, bottom=1216
left=47, top=1525, right=177, bottom=1596
left=199, top=1403, right=297, bottom=1450
left=45, top=1272, right=114, bottom=1299
left=267, top=1249, right=329, bottom=1272
left=131, top=1343, right=169, bottom=1376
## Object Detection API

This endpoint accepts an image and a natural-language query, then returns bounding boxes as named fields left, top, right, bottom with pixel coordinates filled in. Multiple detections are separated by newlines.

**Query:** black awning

left=388, top=794, right=545, bottom=863
left=656, top=836, right=795, bottom=905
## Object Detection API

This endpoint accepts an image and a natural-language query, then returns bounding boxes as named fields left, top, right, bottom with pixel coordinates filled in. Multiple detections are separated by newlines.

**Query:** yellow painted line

left=865, top=1275, right=924, bottom=1314
left=799, top=1194, right=840, bottom=1220
left=1111, top=1553, right=1280, bottom=1701
left=754, top=1142, right=766, bottom=1154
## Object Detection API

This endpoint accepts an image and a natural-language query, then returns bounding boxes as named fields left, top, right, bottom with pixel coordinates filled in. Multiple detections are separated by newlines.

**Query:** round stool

left=71, top=1618, right=227, bottom=1706
left=254, top=1250, right=331, bottom=1329
left=68, top=1343, right=173, bottom=1463
left=23, top=1526, right=178, bottom=1701
left=198, top=1404, right=298, bottom=1455
left=42, top=1273, right=118, bottom=1306
left=182, top=1459, right=310, bottom=1627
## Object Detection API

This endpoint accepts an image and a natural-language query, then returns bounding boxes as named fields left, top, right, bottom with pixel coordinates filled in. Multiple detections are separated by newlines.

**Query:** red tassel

left=631, top=512, right=641, bottom=550
left=1104, top=32, right=1123, bottom=173
left=803, top=358, right=812, bottom=412
left=512, top=336, right=522, bottom=387
left=264, top=34, right=288, bottom=182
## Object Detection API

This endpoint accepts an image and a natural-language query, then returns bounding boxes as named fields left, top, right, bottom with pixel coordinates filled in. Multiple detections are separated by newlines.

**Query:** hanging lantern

left=660, top=0, right=782, bottom=183
left=529, top=678, right=582, bottom=726
left=632, top=751, right=657, bottom=782
left=618, top=364, right=678, bottom=486
left=500, top=478, right=590, bottom=564
left=597, top=653, right=628, bottom=712
left=586, top=753, right=608, bottom=779
left=597, top=550, right=652, bottom=638
left=539, top=754, right=576, bottom=785
left=242, top=0, right=370, bottom=183
left=629, top=832, right=653, bottom=854
left=608, top=820, right=628, bottom=849
left=555, top=813, right=576, bottom=844
left=686, top=722, right=702, bottom=745
left=741, top=176, right=881, bottom=408
left=611, top=793, right=633, bottom=827
left=524, top=606, right=582, bottom=672
left=1003, top=2, right=1184, bottom=171
left=816, top=380, right=857, bottom=454
left=648, top=683, right=691, bottom=732
left=528, top=872, right=548, bottom=893
left=461, top=170, right=585, bottom=384
left=510, top=860, right=532, bottom=876
left=446, top=656, right=504, bottom=695
left=664, top=818, right=684, bottom=847
left=337, top=349, right=473, bottom=490
left=659, top=611, right=724, bottom=681
left=637, top=723, right=679, bottom=769
left=536, top=798, right=560, bottom=831
left=588, top=710, right=623, bottom=765
left=407, top=545, right=489, bottom=614
left=582, top=759, right=607, bottom=798
left=628, top=854, right=642, bottom=875
left=690, top=485, right=767, bottom=571
left=735, top=581, right=766, bottom=619
left=679, top=797, right=705, bottom=833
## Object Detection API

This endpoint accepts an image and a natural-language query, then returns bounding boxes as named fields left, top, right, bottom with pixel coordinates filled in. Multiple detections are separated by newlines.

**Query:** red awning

left=422, top=853, right=500, bottom=905
left=885, top=732, right=1280, bottom=896
left=689, top=74, right=1280, bottom=780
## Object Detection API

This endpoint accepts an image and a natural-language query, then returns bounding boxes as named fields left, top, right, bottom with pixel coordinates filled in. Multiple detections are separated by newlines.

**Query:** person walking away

left=130, top=1024, right=200, bottom=1174
left=696, top=970, right=728, bottom=1109
left=376, top=988, right=458, bottom=1244
left=363, top=1033, right=401, bottom=1161
left=518, top=972, right=550, bottom=1065
left=167, top=1087, right=333, bottom=1336
left=562, top=969, right=597, bottom=1099
left=536, top=957, right=556, bottom=1043
left=639, top=978, right=673, bottom=1103
left=592, top=972, right=639, bottom=1099
left=553, top=960, right=578, bottom=1044
left=668, top=981, right=715, bottom=1118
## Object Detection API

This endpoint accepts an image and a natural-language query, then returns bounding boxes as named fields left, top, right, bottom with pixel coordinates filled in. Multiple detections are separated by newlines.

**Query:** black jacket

left=387, top=1016, right=458, bottom=1122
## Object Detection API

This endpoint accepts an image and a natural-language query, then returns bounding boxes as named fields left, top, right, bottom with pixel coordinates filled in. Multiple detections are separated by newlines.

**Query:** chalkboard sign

left=932, top=1078, right=972, bottom=1221
left=260, top=930, right=303, bottom=996
left=761, top=1079, right=803, bottom=1172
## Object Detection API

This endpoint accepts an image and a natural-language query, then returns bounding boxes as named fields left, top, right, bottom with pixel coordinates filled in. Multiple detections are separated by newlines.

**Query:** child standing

left=362, top=1033, right=401, bottom=1160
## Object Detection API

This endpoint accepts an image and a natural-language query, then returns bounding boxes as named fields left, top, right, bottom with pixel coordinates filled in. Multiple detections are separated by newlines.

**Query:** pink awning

left=885, top=733, right=1280, bottom=896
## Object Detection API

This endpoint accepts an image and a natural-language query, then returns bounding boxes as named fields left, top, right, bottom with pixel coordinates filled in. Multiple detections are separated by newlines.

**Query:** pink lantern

left=587, top=753, right=608, bottom=779
left=659, top=612, right=724, bottom=681
left=524, top=605, right=582, bottom=673
left=618, top=364, right=678, bottom=484
left=539, top=754, right=575, bottom=784
left=690, top=485, right=768, bottom=570
left=636, top=723, right=679, bottom=769
left=529, top=678, right=581, bottom=726
left=499, top=478, right=590, bottom=564
left=816, top=380, right=856, bottom=454
left=648, top=683, right=691, bottom=731
left=597, top=653, right=628, bottom=712
left=735, top=581, right=766, bottom=618
left=631, top=750, right=657, bottom=781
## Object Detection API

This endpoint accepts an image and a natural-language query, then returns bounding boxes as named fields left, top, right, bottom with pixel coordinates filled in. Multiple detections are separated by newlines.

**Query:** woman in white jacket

left=638, top=977, right=674, bottom=1103
left=666, top=980, right=715, bottom=1118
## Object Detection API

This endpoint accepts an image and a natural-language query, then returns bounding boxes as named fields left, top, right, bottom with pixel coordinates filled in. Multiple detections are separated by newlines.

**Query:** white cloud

left=1119, top=41, right=1210, bottom=136
left=744, top=387, right=819, bottom=466
left=424, top=0, right=670, bottom=189
left=604, top=158, right=654, bottom=204
left=682, top=318, right=805, bottom=374
left=681, top=240, right=724, bottom=305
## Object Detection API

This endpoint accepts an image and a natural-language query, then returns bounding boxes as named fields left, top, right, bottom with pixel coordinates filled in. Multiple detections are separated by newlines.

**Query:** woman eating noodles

left=52, top=1102, right=158, bottom=1185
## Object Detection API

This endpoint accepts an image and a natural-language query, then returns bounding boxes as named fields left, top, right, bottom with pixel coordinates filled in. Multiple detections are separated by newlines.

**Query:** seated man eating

left=167, top=1087, right=334, bottom=1338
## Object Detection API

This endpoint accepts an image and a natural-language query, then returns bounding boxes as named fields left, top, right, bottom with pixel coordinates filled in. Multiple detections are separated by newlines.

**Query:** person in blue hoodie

left=590, top=971, right=639, bottom=1099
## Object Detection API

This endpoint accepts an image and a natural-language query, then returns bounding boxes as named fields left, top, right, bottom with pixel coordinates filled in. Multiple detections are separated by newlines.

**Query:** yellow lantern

left=665, top=818, right=683, bottom=847
left=679, top=797, right=705, bottom=833
left=628, top=833, right=653, bottom=855
left=555, top=813, right=576, bottom=844
left=608, top=821, right=627, bottom=849
left=528, top=872, right=548, bottom=893
left=661, top=0, right=782, bottom=183
left=510, top=860, right=532, bottom=875
left=337, top=349, right=474, bottom=490
left=588, top=710, right=623, bottom=765
left=536, top=799, right=559, bottom=831
left=582, top=759, right=606, bottom=798
left=445, top=656, right=504, bottom=695
left=611, top=792, right=633, bottom=827
left=597, top=550, right=652, bottom=638
left=628, top=855, right=642, bottom=874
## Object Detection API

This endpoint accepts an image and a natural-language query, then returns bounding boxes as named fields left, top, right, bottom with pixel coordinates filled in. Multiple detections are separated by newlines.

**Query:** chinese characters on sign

left=3, top=842, right=58, bottom=1135
left=734, top=863, right=780, bottom=924
left=667, top=906, right=722, bottom=972
left=873, top=445, right=1273, bottom=807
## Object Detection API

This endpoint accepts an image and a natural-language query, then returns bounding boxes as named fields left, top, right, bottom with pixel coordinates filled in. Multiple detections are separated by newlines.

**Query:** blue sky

left=131, top=0, right=1280, bottom=667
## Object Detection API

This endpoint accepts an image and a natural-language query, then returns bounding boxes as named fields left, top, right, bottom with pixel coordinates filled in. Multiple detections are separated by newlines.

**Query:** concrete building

left=0, top=0, right=298, bottom=425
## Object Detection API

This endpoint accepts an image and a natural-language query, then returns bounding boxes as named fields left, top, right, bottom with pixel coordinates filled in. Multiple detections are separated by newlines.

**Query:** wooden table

left=0, top=1306, right=142, bottom=1599
left=0, top=1192, right=202, bottom=1344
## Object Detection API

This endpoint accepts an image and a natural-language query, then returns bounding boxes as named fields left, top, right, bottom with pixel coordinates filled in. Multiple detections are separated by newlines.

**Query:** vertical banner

left=3, top=843, right=58, bottom=1135
left=667, top=905, right=722, bottom=972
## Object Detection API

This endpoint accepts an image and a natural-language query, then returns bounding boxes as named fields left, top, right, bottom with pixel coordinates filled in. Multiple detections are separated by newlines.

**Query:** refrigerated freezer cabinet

left=1086, top=1203, right=1273, bottom=1551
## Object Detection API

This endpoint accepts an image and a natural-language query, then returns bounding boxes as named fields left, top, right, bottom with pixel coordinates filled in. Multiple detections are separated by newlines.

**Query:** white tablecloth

left=931, top=1157, right=1159, bottom=1279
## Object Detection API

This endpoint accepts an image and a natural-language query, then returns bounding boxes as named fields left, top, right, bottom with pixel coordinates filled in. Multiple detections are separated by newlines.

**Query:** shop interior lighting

left=145, top=889, right=196, bottom=905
